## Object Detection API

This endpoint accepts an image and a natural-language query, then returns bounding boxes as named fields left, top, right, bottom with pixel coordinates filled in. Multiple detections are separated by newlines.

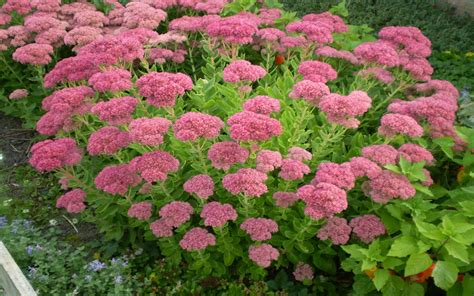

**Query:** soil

left=0, top=112, right=35, bottom=168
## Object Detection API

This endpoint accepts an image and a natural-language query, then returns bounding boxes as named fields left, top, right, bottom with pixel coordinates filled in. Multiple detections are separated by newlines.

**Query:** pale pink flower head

left=150, top=219, right=173, bottom=237
left=348, top=157, right=382, bottom=179
left=241, top=218, right=278, bottom=241
left=421, top=169, right=433, bottom=187
left=297, top=60, right=337, bottom=83
left=129, top=117, right=172, bottom=146
left=29, top=138, right=82, bottom=172
left=302, top=12, right=348, bottom=33
left=258, top=8, right=281, bottom=26
left=280, top=35, right=309, bottom=50
left=319, top=91, right=372, bottom=128
left=0, top=12, right=12, bottom=26
left=315, top=46, right=359, bottom=64
left=357, top=67, right=394, bottom=84
left=279, top=159, right=310, bottom=181
left=289, top=80, right=330, bottom=105
left=207, top=141, right=249, bottom=170
left=94, top=164, right=142, bottom=196
left=287, top=147, right=312, bottom=162
left=293, top=262, right=314, bottom=281
left=398, top=143, right=434, bottom=165
left=272, top=192, right=299, bottom=208
left=399, top=55, right=433, bottom=81
left=227, top=111, right=282, bottom=142
left=91, top=97, right=138, bottom=126
left=248, top=244, right=279, bottom=268
left=118, top=28, right=160, bottom=45
left=222, top=168, right=268, bottom=197
left=23, top=16, right=67, bottom=34
left=36, top=111, right=75, bottom=136
left=173, top=112, right=224, bottom=142
left=354, top=40, right=400, bottom=67
left=364, top=170, right=416, bottom=204
left=73, top=10, right=109, bottom=28
left=130, top=151, right=179, bottom=183
left=7, top=25, right=30, bottom=48
left=2, top=0, right=31, bottom=15
left=256, top=28, right=286, bottom=42
left=206, top=15, right=258, bottom=44
left=88, top=69, right=133, bottom=93
left=169, top=15, right=221, bottom=33
left=122, top=2, right=167, bottom=30
left=159, top=201, right=193, bottom=228
left=78, top=35, right=144, bottom=63
left=312, top=162, right=355, bottom=190
left=317, top=216, right=351, bottom=245
left=35, top=28, right=67, bottom=48
left=127, top=201, right=153, bottom=221
left=286, top=21, right=333, bottom=44
left=56, top=189, right=86, bottom=214
left=378, top=113, right=424, bottom=138
left=136, top=72, right=193, bottom=108
left=195, top=0, right=227, bottom=14
left=180, top=227, right=216, bottom=251
left=378, top=26, right=431, bottom=58
left=297, top=183, right=348, bottom=220
left=415, top=80, right=459, bottom=102
left=184, top=174, right=214, bottom=199
left=361, top=144, right=399, bottom=166
left=256, top=150, right=282, bottom=173
left=243, top=96, right=280, bottom=115
left=200, top=201, right=237, bottom=227
left=9, top=89, right=28, bottom=100
left=87, top=126, right=130, bottom=156
left=223, top=60, right=267, bottom=83
left=350, top=214, right=386, bottom=244
left=31, top=0, right=60, bottom=12
left=12, top=43, right=53, bottom=65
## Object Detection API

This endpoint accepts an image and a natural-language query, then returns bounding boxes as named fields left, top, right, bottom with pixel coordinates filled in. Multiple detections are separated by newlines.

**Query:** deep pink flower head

left=31, top=0, right=60, bottom=12
left=159, top=201, right=193, bottom=228
left=315, top=46, right=358, bottom=64
left=169, top=15, right=221, bottom=32
left=361, top=144, right=398, bottom=166
left=348, top=157, right=382, bottom=179
left=297, top=183, right=348, bottom=220
left=289, top=80, right=330, bottom=105
left=279, top=159, right=310, bottom=181
left=207, top=15, right=258, bottom=44
left=364, top=170, right=416, bottom=204
left=36, top=110, right=75, bottom=136
left=207, top=141, right=249, bottom=170
left=286, top=21, right=333, bottom=44
left=399, top=55, right=433, bottom=81
left=241, top=218, right=278, bottom=241
left=287, top=147, right=312, bottom=162
left=256, top=150, right=282, bottom=173
left=30, top=138, right=82, bottom=172
left=354, top=41, right=399, bottom=67
left=318, top=91, right=372, bottom=128
left=243, top=96, right=280, bottom=115
left=357, top=67, right=394, bottom=84
left=256, top=28, right=285, bottom=42
left=173, top=112, right=224, bottom=141
left=2, top=0, right=32, bottom=15
left=293, top=262, right=314, bottom=281
left=272, top=192, right=299, bottom=208
left=94, top=164, right=142, bottom=196
left=222, top=168, right=268, bottom=197
left=12, top=43, right=53, bottom=65
left=122, top=2, right=167, bottom=29
left=302, top=12, right=348, bottom=33
left=398, top=143, right=434, bottom=165
left=180, top=227, right=216, bottom=251
left=379, top=26, right=431, bottom=58
left=56, top=189, right=86, bottom=214
left=88, top=69, right=133, bottom=93
left=42, top=86, right=94, bottom=114
left=227, top=111, right=282, bottom=142
left=350, top=215, right=386, bottom=244
left=184, top=174, right=215, bottom=199
left=378, top=113, right=424, bottom=138
left=91, top=97, right=138, bottom=126
left=150, top=219, right=173, bottom=237
left=248, top=244, right=279, bottom=268
left=129, top=117, right=171, bottom=146
left=223, top=60, right=266, bottom=83
left=136, top=72, right=193, bottom=108
left=130, top=151, right=179, bottom=183
left=317, top=216, right=351, bottom=245
left=78, top=35, right=144, bottom=63
left=312, top=162, right=355, bottom=190
left=128, top=202, right=153, bottom=220
left=200, top=201, right=237, bottom=227
left=9, top=89, right=28, bottom=100
left=297, top=60, right=337, bottom=83
left=87, top=126, right=130, bottom=156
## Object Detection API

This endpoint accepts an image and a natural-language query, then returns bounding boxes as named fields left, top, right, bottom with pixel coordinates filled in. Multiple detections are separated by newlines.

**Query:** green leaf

left=382, top=276, right=405, bottom=296
left=404, top=253, right=432, bottom=277
left=373, top=269, right=390, bottom=291
left=432, top=261, right=458, bottom=291
left=413, top=218, right=446, bottom=241
left=403, top=282, right=425, bottom=296
left=462, top=274, right=474, bottom=296
left=433, top=137, right=454, bottom=159
left=387, top=236, right=419, bottom=257
left=444, top=240, right=470, bottom=263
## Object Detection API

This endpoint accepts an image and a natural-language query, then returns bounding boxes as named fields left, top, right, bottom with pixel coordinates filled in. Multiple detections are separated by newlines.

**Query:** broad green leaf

left=432, top=261, right=458, bottom=291
left=382, top=257, right=404, bottom=269
left=444, top=240, right=469, bottom=263
left=373, top=269, right=390, bottom=291
left=382, top=276, right=405, bottom=296
left=459, top=201, right=474, bottom=217
left=433, top=137, right=454, bottom=159
left=404, top=253, right=432, bottom=277
left=462, top=274, right=474, bottom=296
left=387, top=236, right=419, bottom=257
left=402, top=282, right=424, bottom=296
left=413, top=218, right=446, bottom=241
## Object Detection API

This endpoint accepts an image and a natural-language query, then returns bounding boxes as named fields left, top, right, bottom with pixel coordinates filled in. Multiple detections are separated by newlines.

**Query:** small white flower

left=22, top=209, right=30, bottom=213
left=49, top=219, right=57, bottom=226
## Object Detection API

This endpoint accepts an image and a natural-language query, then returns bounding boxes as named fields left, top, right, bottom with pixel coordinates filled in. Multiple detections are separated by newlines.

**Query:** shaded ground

left=0, top=112, right=35, bottom=168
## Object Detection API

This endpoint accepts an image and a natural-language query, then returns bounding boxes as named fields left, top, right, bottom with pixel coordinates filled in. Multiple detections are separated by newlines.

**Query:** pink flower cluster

left=130, top=151, right=179, bottom=183
left=207, top=14, right=258, bottom=44
left=354, top=41, right=399, bottom=67
left=319, top=91, right=372, bottom=128
left=12, top=43, right=53, bottom=65
left=256, top=150, right=282, bottom=173
left=56, top=189, right=86, bottom=214
left=361, top=144, right=398, bottom=166
left=227, top=111, right=282, bottom=142
left=279, top=159, right=310, bottom=181
left=286, top=21, right=333, bottom=44
left=29, top=138, right=82, bottom=172
left=91, top=97, right=138, bottom=126
left=289, top=80, right=330, bottom=105
left=243, top=96, right=280, bottom=115
left=363, top=170, right=416, bottom=204
left=312, top=162, right=355, bottom=190
left=349, top=215, right=386, bottom=244
left=183, top=174, right=215, bottom=199
left=272, top=192, right=299, bottom=208
left=316, top=46, right=358, bottom=64
left=87, top=126, right=130, bottom=155
left=129, top=117, right=172, bottom=146
left=127, top=201, right=153, bottom=221
left=173, top=112, right=224, bottom=141
left=287, top=147, right=312, bottom=162
left=357, top=67, right=394, bottom=84
left=293, top=262, right=314, bottom=281
left=179, top=227, right=216, bottom=251
left=88, top=69, right=133, bottom=93
left=248, top=244, right=279, bottom=268
left=159, top=201, right=194, bottom=228
left=240, top=218, right=278, bottom=241
left=317, top=216, right=351, bottom=245
left=94, top=164, right=141, bottom=196
left=297, top=183, right=347, bottom=220
left=378, top=113, right=424, bottom=138
left=200, top=201, right=237, bottom=227
left=222, top=168, right=268, bottom=197
left=136, top=72, right=193, bottom=107
left=207, top=141, right=249, bottom=170
left=223, top=60, right=267, bottom=83
left=297, top=60, right=337, bottom=83
left=8, top=88, right=28, bottom=100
